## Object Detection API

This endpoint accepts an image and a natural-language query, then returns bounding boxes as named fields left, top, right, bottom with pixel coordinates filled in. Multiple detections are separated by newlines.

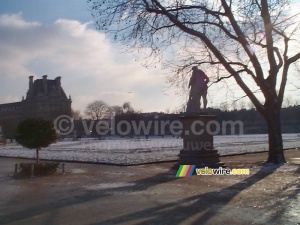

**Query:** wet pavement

left=0, top=149, right=299, bottom=225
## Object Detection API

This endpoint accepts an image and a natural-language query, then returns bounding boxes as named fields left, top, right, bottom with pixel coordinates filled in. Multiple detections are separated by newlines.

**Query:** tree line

left=72, top=100, right=300, bottom=136
left=71, top=101, right=138, bottom=121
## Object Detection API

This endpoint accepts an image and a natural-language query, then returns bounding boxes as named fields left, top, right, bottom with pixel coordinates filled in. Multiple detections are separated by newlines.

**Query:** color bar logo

left=176, top=165, right=196, bottom=177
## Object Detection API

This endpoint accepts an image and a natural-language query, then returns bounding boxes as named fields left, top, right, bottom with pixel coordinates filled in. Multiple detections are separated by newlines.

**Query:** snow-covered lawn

left=0, top=134, right=299, bottom=165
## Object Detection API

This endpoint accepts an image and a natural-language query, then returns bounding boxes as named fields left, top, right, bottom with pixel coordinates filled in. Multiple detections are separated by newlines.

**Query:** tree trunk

left=264, top=108, right=286, bottom=164
left=36, top=148, right=40, bottom=164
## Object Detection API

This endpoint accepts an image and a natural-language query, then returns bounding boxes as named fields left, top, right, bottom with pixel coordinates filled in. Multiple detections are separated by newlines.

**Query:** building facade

left=0, top=75, right=72, bottom=138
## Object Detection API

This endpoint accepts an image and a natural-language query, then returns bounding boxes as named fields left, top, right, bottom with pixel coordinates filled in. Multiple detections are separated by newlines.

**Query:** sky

left=0, top=0, right=184, bottom=113
left=0, top=0, right=299, bottom=114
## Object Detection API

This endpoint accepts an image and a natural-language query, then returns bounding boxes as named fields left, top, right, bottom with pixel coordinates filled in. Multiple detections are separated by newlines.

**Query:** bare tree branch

left=89, top=0, right=300, bottom=162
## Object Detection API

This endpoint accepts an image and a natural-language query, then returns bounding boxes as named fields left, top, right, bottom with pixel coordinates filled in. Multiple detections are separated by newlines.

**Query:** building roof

left=28, top=77, right=68, bottom=100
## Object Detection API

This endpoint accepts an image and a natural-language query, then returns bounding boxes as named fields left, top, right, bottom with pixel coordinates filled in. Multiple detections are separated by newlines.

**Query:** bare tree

left=122, top=102, right=135, bottom=114
left=247, top=101, right=255, bottom=110
left=239, top=100, right=246, bottom=110
left=109, top=102, right=138, bottom=117
left=171, top=103, right=186, bottom=114
left=283, top=95, right=294, bottom=108
left=219, top=102, right=230, bottom=112
left=110, top=105, right=124, bottom=116
left=85, top=101, right=109, bottom=120
left=71, top=109, right=82, bottom=120
left=231, top=101, right=237, bottom=111
left=89, top=0, right=300, bottom=163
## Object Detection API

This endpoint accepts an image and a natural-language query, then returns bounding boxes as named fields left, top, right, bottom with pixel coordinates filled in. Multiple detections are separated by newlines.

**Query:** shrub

left=19, top=162, right=60, bottom=175
left=16, top=119, right=58, bottom=163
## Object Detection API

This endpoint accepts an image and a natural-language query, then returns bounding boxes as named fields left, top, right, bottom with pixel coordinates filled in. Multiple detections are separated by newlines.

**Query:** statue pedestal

left=173, top=114, right=225, bottom=169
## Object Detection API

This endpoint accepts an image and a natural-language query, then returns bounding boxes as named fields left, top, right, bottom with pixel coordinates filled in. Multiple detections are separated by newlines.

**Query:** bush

left=19, top=162, right=60, bottom=175
left=16, top=119, right=58, bottom=163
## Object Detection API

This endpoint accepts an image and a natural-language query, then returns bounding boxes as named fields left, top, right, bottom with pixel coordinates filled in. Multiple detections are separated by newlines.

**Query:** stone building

left=0, top=75, right=72, bottom=138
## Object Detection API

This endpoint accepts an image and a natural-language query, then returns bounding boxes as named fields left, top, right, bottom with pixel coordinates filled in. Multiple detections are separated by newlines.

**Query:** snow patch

left=0, top=134, right=299, bottom=165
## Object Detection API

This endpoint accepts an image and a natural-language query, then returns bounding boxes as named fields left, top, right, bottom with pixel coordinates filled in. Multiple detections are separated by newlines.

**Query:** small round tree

left=16, top=118, right=57, bottom=164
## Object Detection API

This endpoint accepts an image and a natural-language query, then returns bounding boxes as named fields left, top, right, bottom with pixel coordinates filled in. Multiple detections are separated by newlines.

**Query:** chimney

left=29, top=76, right=34, bottom=88
left=27, top=76, right=34, bottom=99
left=42, top=75, right=48, bottom=96
left=55, top=76, right=61, bottom=94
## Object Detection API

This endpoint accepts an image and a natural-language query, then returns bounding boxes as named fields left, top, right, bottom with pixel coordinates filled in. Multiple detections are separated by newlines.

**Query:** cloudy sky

left=0, top=0, right=186, bottom=113
left=0, top=1, right=299, bottom=114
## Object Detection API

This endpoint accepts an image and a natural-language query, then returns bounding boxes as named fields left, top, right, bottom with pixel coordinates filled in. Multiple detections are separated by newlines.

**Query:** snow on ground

left=0, top=134, right=299, bottom=165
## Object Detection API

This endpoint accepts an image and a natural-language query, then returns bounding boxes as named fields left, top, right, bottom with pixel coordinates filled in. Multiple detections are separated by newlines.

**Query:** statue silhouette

left=186, top=66, right=209, bottom=113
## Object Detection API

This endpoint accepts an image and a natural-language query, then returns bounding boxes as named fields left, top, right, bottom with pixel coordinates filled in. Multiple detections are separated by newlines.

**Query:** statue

left=170, top=66, right=226, bottom=172
left=186, top=66, right=209, bottom=113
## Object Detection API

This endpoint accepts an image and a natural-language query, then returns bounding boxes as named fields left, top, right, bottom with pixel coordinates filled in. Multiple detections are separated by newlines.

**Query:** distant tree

left=171, top=103, right=186, bottom=114
left=248, top=101, right=255, bottom=110
left=16, top=119, right=57, bottom=164
left=239, top=101, right=246, bottom=110
left=232, top=101, right=238, bottom=111
left=71, top=109, right=82, bottom=120
left=122, top=102, right=135, bottom=114
left=283, top=95, right=295, bottom=108
left=110, top=105, right=124, bottom=116
left=219, top=102, right=229, bottom=111
left=85, top=101, right=109, bottom=120
left=89, top=0, right=300, bottom=163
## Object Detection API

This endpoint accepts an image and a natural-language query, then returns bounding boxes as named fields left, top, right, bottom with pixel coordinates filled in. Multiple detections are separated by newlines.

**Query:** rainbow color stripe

left=176, top=165, right=196, bottom=177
